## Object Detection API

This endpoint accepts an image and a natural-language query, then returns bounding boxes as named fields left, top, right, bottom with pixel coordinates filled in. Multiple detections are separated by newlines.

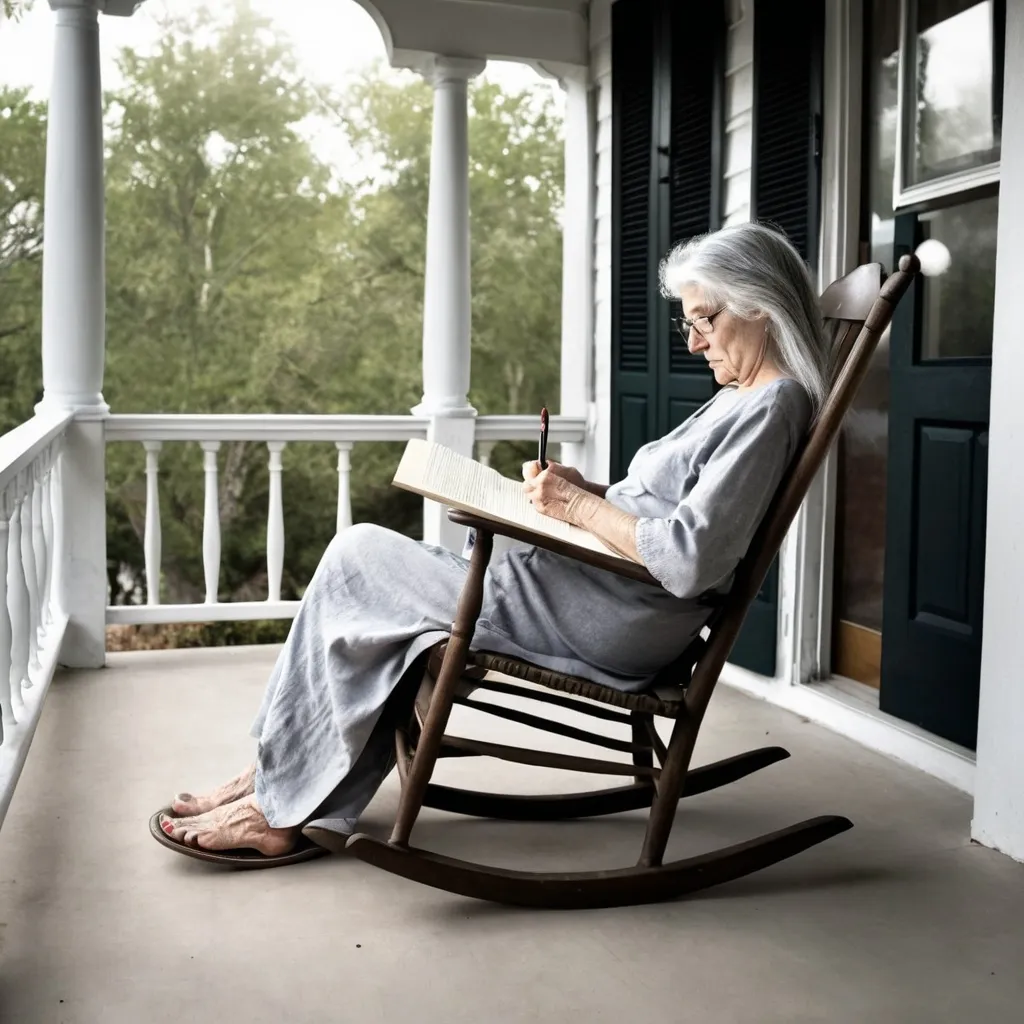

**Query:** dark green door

left=879, top=202, right=995, bottom=750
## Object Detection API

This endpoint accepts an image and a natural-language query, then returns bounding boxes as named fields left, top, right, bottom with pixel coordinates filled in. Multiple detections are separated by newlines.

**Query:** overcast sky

left=0, top=0, right=560, bottom=181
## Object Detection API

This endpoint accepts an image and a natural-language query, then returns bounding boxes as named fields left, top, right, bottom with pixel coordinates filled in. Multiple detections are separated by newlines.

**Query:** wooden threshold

left=833, top=620, right=881, bottom=690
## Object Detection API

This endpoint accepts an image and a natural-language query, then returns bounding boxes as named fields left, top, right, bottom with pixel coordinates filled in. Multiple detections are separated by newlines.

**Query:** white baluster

left=266, top=442, right=285, bottom=602
left=478, top=441, right=495, bottom=469
left=20, top=475, right=41, bottom=679
left=40, top=451, right=54, bottom=627
left=143, top=441, right=162, bottom=605
left=49, top=449, right=65, bottom=619
left=201, top=441, right=221, bottom=604
left=31, top=464, right=46, bottom=642
left=335, top=443, right=353, bottom=534
left=0, top=487, right=14, bottom=736
left=7, top=489, right=30, bottom=703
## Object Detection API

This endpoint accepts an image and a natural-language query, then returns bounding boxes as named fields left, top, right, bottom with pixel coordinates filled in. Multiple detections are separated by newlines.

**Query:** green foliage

left=0, top=87, right=46, bottom=433
left=1, top=1, right=564, bottom=639
left=1, top=1, right=34, bottom=22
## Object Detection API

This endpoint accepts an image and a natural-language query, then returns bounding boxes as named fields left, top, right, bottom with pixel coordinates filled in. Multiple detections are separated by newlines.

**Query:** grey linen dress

left=251, top=377, right=811, bottom=834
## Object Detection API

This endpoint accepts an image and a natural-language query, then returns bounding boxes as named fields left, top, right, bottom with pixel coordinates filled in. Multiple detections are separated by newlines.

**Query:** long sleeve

left=633, top=391, right=802, bottom=599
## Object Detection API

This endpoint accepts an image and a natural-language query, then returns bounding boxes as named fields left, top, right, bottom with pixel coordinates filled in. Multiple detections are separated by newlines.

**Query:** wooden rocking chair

left=326, top=255, right=920, bottom=908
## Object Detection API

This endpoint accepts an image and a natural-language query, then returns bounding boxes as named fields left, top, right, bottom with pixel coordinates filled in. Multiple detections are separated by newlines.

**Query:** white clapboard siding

left=723, top=0, right=755, bottom=227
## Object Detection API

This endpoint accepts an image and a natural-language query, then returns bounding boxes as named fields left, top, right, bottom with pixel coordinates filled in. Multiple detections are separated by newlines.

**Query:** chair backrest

left=684, top=254, right=921, bottom=719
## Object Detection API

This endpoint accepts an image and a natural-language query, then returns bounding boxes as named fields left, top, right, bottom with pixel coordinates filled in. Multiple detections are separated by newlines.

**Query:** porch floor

left=2, top=645, right=1023, bottom=1023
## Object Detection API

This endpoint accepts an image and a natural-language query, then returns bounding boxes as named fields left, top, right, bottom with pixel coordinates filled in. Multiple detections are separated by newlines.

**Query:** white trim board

left=719, top=664, right=976, bottom=795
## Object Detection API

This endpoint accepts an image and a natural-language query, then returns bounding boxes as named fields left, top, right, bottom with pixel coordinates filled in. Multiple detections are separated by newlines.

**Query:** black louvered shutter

left=612, top=0, right=724, bottom=481
left=730, top=0, right=825, bottom=677
left=658, top=0, right=725, bottom=433
left=611, top=0, right=657, bottom=481
left=751, top=0, right=824, bottom=268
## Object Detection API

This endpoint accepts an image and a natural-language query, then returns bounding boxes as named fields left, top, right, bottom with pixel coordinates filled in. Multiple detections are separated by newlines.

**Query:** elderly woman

left=156, top=222, right=827, bottom=861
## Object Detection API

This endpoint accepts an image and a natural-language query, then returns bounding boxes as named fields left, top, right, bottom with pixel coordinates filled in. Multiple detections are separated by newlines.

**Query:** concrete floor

left=1, top=645, right=1023, bottom=1024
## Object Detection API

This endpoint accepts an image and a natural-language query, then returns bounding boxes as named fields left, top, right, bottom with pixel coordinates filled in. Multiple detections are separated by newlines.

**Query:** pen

left=539, top=407, right=549, bottom=470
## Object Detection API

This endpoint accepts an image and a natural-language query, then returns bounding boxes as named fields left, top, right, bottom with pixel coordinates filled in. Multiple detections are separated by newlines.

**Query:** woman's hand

left=522, top=460, right=641, bottom=560
left=522, top=464, right=587, bottom=523
left=521, top=460, right=586, bottom=489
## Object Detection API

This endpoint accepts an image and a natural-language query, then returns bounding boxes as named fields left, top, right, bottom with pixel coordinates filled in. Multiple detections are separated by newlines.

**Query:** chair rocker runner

left=313, top=256, right=921, bottom=909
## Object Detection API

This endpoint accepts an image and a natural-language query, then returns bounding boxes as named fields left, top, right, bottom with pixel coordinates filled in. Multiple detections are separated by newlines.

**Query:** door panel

left=879, top=210, right=992, bottom=749
left=913, top=425, right=984, bottom=632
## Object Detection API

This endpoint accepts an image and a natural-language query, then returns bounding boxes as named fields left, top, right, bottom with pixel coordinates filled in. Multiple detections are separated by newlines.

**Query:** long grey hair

left=658, top=222, right=828, bottom=414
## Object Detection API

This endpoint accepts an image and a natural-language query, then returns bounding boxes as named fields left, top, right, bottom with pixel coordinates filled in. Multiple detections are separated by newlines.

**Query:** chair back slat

left=822, top=262, right=885, bottom=383
left=684, top=255, right=921, bottom=716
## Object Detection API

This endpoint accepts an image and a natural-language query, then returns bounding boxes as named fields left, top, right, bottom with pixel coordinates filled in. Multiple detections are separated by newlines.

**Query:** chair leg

left=631, top=711, right=656, bottom=785
left=389, top=529, right=494, bottom=847
left=638, top=711, right=701, bottom=867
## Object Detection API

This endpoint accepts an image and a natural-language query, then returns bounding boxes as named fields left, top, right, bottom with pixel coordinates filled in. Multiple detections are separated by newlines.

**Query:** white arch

left=346, top=0, right=396, bottom=64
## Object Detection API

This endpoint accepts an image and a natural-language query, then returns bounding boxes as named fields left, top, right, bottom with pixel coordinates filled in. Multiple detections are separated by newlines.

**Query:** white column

left=972, top=0, right=1024, bottom=863
left=201, top=442, right=221, bottom=604
left=335, top=443, right=353, bottom=534
left=36, top=0, right=109, bottom=668
left=143, top=441, right=162, bottom=605
left=266, top=442, right=285, bottom=603
left=559, top=70, right=595, bottom=479
left=413, top=56, right=485, bottom=551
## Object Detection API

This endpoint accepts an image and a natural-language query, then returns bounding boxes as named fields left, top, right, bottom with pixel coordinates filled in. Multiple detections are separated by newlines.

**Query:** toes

left=160, top=811, right=206, bottom=842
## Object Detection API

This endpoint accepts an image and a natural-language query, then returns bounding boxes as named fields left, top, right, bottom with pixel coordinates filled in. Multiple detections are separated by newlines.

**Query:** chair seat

left=427, top=642, right=688, bottom=718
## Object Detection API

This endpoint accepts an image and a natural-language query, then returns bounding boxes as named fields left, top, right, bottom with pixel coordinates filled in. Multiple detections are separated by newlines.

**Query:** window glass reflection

left=919, top=196, right=998, bottom=360
left=909, top=0, right=1003, bottom=185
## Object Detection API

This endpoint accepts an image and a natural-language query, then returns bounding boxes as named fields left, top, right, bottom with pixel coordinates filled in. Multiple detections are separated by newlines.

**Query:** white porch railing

left=104, top=413, right=585, bottom=626
left=0, top=410, right=72, bottom=828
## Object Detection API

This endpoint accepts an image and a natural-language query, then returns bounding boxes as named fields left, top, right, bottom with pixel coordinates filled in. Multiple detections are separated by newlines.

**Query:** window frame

left=892, top=0, right=1003, bottom=211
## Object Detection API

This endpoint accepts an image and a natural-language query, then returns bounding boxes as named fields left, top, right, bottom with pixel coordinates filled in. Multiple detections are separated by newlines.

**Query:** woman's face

left=679, top=284, right=768, bottom=387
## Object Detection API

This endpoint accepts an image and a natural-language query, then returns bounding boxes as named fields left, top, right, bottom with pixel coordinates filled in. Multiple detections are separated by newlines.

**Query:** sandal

left=149, top=807, right=330, bottom=869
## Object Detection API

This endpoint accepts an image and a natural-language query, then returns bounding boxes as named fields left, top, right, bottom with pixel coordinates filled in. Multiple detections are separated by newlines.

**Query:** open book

left=393, top=438, right=636, bottom=564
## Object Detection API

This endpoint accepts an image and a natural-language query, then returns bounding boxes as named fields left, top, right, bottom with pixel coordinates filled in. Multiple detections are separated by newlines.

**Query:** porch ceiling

left=352, top=0, right=590, bottom=70
left=3, top=645, right=1024, bottom=1021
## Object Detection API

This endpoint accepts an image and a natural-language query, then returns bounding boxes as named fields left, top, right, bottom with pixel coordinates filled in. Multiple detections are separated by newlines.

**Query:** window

left=893, top=0, right=1005, bottom=208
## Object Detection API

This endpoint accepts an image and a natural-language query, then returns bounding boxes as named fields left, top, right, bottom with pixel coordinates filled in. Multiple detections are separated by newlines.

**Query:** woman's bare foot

left=159, top=795, right=297, bottom=856
left=171, top=763, right=256, bottom=817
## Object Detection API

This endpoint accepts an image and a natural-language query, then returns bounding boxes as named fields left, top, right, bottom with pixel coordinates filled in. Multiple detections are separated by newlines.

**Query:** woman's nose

left=687, top=330, right=708, bottom=355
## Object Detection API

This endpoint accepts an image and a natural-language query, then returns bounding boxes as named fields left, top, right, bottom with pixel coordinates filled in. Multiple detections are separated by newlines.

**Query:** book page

left=393, top=438, right=634, bottom=562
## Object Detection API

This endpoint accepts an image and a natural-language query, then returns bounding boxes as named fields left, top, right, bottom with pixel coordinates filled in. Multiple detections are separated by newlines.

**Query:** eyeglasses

left=673, top=307, right=727, bottom=342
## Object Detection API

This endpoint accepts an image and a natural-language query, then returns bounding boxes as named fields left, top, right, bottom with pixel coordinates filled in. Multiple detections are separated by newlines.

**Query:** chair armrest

left=447, top=508, right=662, bottom=588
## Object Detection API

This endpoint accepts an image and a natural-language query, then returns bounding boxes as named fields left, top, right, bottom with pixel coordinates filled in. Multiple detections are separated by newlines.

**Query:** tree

left=1, top=1, right=34, bottom=22
left=0, top=87, right=45, bottom=433
left=3, top=0, right=565, bottom=625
